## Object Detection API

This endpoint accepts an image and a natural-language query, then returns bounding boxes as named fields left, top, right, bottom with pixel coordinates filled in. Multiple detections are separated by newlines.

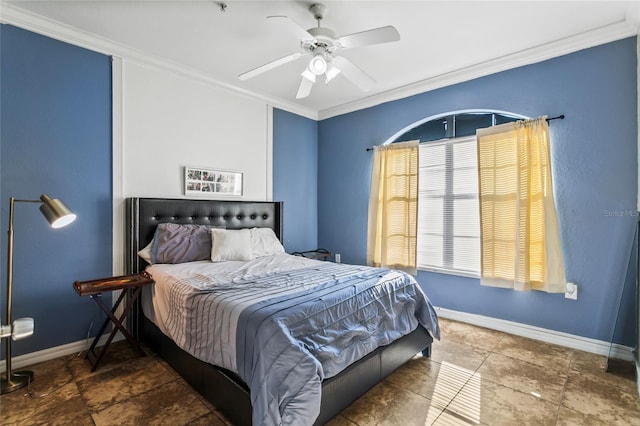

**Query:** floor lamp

left=0, top=194, right=76, bottom=394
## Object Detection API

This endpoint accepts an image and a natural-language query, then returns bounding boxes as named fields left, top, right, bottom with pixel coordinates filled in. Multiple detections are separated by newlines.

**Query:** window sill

left=417, top=266, right=480, bottom=280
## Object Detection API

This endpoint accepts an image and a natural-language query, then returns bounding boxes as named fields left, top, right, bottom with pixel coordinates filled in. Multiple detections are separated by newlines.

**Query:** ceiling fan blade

left=331, top=56, right=375, bottom=92
left=268, top=15, right=314, bottom=41
left=238, top=52, right=307, bottom=80
left=336, top=25, right=400, bottom=49
left=296, top=74, right=315, bottom=99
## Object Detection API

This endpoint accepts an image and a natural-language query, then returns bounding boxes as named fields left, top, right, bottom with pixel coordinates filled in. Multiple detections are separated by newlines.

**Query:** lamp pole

left=1, top=195, right=75, bottom=394
left=2, top=198, right=39, bottom=394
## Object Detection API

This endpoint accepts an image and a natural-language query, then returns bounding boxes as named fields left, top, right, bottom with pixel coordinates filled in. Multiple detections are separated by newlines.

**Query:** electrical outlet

left=334, top=253, right=341, bottom=263
left=565, top=282, right=578, bottom=300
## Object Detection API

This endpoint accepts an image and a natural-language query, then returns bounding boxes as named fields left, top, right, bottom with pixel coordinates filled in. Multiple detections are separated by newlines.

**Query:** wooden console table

left=74, top=272, right=154, bottom=371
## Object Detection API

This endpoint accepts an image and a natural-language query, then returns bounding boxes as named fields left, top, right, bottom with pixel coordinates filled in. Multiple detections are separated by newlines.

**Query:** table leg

left=85, top=287, right=146, bottom=371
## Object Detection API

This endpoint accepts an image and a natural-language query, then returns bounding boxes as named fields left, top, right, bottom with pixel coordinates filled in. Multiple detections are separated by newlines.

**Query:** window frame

left=386, top=110, right=526, bottom=278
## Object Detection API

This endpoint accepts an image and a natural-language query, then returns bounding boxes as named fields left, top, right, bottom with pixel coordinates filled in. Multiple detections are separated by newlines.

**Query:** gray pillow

left=151, top=223, right=217, bottom=264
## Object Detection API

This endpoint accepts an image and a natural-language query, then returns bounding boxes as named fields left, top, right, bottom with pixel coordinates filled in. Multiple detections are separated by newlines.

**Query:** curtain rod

left=366, top=114, right=566, bottom=152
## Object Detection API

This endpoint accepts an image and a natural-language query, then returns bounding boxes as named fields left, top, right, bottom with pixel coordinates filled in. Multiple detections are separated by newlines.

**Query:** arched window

left=390, top=110, right=525, bottom=277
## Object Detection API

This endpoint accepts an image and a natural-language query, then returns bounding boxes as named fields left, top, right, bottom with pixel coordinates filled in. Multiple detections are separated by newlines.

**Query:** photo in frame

left=184, top=166, right=243, bottom=196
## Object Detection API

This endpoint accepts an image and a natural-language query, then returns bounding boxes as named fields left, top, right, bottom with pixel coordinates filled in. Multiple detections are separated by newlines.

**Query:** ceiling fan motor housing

left=305, top=27, right=336, bottom=54
left=310, top=3, right=327, bottom=21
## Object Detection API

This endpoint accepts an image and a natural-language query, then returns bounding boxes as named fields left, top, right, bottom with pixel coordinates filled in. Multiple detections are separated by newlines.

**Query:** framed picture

left=184, top=166, right=243, bottom=197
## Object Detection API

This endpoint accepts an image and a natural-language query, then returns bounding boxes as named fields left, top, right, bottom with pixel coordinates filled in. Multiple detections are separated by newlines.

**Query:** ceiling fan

left=238, top=3, right=400, bottom=99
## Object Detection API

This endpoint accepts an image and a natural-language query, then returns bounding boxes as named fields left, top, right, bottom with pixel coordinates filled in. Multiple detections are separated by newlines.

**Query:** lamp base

left=1, top=370, right=33, bottom=394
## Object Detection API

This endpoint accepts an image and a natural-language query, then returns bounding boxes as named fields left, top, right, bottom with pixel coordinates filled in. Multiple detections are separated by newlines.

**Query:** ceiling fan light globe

left=325, top=64, right=340, bottom=83
left=301, top=69, right=317, bottom=83
left=309, top=55, right=327, bottom=75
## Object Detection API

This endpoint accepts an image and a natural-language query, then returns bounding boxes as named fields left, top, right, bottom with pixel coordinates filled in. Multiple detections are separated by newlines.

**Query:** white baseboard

left=436, top=307, right=635, bottom=362
left=1, top=309, right=634, bottom=372
left=1, top=332, right=124, bottom=373
left=636, top=359, right=640, bottom=396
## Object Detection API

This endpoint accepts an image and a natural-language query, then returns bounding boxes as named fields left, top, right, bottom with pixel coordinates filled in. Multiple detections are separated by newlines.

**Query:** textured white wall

left=122, top=61, right=271, bottom=200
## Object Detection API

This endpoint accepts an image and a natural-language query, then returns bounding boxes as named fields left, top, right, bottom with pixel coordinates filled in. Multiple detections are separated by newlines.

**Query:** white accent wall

left=122, top=61, right=271, bottom=200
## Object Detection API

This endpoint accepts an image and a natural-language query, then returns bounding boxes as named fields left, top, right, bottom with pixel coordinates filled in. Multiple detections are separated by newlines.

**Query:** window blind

left=417, top=135, right=480, bottom=276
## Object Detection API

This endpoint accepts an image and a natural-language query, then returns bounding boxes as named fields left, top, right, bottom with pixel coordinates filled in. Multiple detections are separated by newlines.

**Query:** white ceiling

left=3, top=1, right=639, bottom=119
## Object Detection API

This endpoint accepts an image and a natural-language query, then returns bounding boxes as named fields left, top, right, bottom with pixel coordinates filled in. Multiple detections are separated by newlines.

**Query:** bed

left=125, top=197, right=438, bottom=425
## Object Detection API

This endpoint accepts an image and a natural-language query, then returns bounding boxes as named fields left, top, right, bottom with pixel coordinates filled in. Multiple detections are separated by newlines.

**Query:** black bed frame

left=125, top=197, right=432, bottom=425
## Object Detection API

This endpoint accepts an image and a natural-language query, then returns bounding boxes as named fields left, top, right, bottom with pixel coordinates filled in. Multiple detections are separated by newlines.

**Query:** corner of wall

left=266, top=104, right=274, bottom=201
left=112, top=55, right=124, bottom=275
left=637, top=33, right=640, bottom=212
left=635, top=31, right=639, bottom=397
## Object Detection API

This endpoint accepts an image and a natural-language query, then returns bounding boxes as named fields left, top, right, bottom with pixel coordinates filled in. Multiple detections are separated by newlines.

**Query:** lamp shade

left=39, top=194, right=76, bottom=228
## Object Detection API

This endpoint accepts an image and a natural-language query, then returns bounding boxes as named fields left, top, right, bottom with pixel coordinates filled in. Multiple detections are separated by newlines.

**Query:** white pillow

left=211, top=228, right=253, bottom=262
left=250, top=227, right=285, bottom=258
left=138, top=241, right=153, bottom=263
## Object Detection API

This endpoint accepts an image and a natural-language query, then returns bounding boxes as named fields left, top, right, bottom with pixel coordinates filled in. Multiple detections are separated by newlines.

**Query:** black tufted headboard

left=125, top=197, right=283, bottom=274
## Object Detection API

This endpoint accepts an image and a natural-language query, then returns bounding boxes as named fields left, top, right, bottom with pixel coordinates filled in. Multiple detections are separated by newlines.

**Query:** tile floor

left=1, top=318, right=638, bottom=425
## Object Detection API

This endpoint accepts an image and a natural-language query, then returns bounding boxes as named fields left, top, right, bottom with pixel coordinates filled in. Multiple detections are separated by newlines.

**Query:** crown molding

left=626, top=1, right=640, bottom=32
left=1, top=3, right=637, bottom=123
left=0, top=3, right=319, bottom=120
left=318, top=17, right=639, bottom=120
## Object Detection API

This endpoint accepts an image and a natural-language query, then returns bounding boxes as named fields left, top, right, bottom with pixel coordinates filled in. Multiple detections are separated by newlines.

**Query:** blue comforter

left=154, top=255, right=439, bottom=425
left=235, top=262, right=439, bottom=425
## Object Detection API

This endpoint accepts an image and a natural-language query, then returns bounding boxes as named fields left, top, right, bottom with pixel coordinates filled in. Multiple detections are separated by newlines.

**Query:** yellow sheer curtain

left=367, top=140, right=419, bottom=274
left=477, top=117, right=566, bottom=292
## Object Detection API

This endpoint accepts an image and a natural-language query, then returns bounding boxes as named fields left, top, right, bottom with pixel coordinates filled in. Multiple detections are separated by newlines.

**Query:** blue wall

left=317, top=38, right=637, bottom=344
left=1, top=25, right=112, bottom=356
left=273, top=108, right=318, bottom=252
